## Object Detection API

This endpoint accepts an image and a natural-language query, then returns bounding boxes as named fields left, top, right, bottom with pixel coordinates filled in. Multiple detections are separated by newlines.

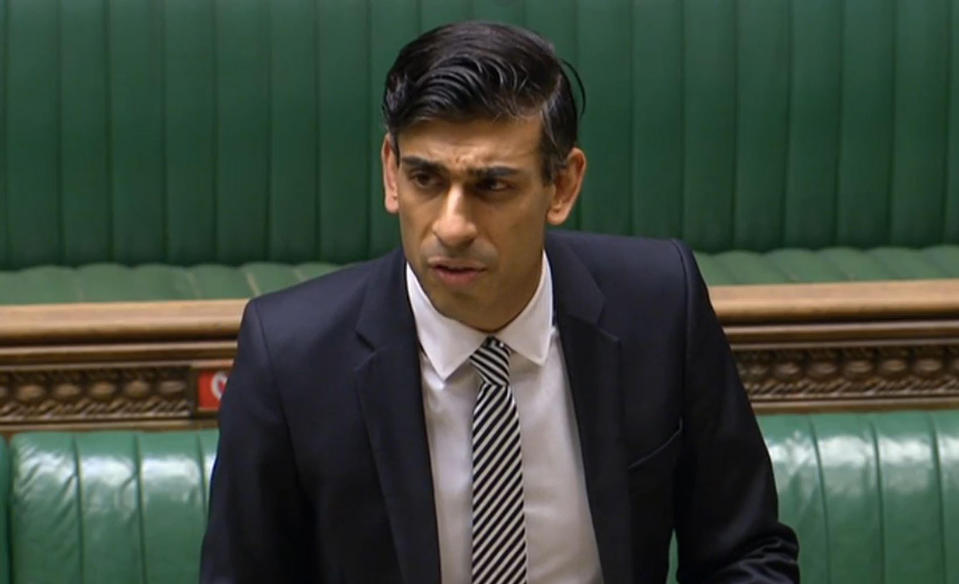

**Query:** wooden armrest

left=711, top=279, right=959, bottom=324
left=1, top=279, right=957, bottom=345
left=0, top=299, right=246, bottom=345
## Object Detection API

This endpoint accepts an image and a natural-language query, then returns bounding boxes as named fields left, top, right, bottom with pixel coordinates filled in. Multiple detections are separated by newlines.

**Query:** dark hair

left=382, top=21, right=583, bottom=181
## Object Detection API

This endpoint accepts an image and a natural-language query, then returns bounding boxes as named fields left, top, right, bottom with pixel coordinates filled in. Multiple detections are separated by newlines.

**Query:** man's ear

left=546, top=147, right=586, bottom=225
left=382, top=134, right=399, bottom=215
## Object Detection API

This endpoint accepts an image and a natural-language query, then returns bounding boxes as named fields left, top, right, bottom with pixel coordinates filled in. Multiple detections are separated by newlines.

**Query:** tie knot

left=469, top=337, right=511, bottom=386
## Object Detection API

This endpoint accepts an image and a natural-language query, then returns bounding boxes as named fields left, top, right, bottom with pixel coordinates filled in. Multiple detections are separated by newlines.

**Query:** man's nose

left=432, top=186, right=477, bottom=249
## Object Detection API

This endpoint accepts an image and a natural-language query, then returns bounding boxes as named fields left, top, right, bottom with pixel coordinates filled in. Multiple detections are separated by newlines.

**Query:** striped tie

left=469, top=337, right=527, bottom=584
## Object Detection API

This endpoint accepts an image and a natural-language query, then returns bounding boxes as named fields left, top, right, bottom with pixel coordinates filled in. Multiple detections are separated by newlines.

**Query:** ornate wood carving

left=737, top=344, right=959, bottom=409
left=0, top=366, right=193, bottom=423
left=0, top=279, right=957, bottom=428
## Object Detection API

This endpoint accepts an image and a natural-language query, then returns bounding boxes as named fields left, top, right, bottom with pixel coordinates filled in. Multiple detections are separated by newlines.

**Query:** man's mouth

left=429, top=261, right=485, bottom=286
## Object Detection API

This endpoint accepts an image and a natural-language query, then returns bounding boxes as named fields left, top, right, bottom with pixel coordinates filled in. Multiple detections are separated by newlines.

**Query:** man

left=201, top=21, right=799, bottom=583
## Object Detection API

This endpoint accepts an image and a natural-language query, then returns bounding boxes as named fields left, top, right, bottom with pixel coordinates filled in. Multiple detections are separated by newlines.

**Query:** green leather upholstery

left=1, top=246, right=957, bottom=304
left=9, top=431, right=218, bottom=584
left=760, top=411, right=959, bottom=584
left=2, top=0, right=957, bottom=272
left=697, top=244, right=959, bottom=285
left=0, top=262, right=341, bottom=304
left=6, top=412, right=959, bottom=583
left=0, top=439, right=9, bottom=584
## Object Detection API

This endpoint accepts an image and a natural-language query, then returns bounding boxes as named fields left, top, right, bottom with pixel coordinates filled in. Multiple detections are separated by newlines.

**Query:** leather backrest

left=3, top=0, right=959, bottom=269
left=759, top=411, right=959, bottom=584
left=8, top=431, right=218, bottom=584
left=6, top=411, right=959, bottom=583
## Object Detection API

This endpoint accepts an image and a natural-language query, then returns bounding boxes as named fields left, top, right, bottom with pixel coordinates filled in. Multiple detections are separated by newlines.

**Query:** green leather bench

left=4, top=411, right=958, bottom=583
left=1, top=247, right=959, bottom=304
left=2, top=0, right=957, bottom=302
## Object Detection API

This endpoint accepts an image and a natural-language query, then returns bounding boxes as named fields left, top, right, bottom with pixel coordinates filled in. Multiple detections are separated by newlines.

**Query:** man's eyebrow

left=400, top=156, right=521, bottom=178
left=400, top=156, right=443, bottom=173
left=468, top=166, right=520, bottom=178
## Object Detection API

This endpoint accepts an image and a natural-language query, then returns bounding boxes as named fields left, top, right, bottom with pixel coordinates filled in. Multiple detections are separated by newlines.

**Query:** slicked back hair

left=382, top=21, right=583, bottom=182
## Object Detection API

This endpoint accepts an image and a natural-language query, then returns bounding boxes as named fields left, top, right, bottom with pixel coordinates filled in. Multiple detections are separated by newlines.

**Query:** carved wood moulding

left=738, top=343, right=959, bottom=412
left=0, top=278, right=956, bottom=426
left=0, top=365, right=193, bottom=423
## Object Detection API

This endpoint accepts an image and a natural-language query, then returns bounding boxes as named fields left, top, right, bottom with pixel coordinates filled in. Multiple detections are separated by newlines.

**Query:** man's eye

left=409, top=173, right=440, bottom=189
left=476, top=178, right=510, bottom=192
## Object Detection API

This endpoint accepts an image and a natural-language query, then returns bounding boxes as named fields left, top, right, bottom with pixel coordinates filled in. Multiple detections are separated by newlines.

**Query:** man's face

left=382, top=117, right=585, bottom=332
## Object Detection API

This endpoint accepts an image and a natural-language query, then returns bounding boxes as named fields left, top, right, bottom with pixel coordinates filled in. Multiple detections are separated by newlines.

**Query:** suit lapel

left=354, top=251, right=440, bottom=584
left=548, top=234, right=634, bottom=584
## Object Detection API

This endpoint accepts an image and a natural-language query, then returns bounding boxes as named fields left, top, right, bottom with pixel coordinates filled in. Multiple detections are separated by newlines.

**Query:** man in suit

left=201, top=21, right=799, bottom=583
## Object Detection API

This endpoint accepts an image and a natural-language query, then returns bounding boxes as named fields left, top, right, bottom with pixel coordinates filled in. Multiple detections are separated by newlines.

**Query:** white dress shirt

left=406, top=254, right=603, bottom=584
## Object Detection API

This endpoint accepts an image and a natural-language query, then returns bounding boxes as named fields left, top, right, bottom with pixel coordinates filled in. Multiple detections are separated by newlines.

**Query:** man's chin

left=424, top=288, right=482, bottom=322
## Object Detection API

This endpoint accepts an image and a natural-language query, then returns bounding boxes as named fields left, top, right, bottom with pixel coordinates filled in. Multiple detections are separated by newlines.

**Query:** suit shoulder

left=255, top=259, right=375, bottom=312
left=245, top=253, right=393, bottom=348
left=549, top=230, right=695, bottom=289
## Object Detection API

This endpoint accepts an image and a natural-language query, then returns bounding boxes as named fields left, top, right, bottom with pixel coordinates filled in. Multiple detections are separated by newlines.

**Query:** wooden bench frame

left=1, top=279, right=957, bottom=432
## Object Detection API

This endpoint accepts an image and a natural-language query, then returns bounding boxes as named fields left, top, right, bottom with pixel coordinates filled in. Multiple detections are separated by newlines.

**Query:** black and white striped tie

left=469, top=337, right=527, bottom=584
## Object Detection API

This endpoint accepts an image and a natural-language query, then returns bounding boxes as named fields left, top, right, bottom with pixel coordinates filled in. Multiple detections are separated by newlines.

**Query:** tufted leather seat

left=760, top=412, right=959, bottom=583
left=8, top=431, right=218, bottom=584
left=698, top=245, right=959, bottom=285
left=0, top=262, right=341, bottom=304
left=1, top=245, right=958, bottom=304
left=4, top=411, right=959, bottom=583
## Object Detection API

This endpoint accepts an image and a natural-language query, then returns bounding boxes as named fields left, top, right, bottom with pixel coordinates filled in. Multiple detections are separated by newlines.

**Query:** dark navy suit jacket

left=201, top=231, right=799, bottom=583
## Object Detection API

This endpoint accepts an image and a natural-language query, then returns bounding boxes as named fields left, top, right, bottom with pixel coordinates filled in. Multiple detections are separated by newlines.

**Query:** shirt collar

left=406, top=253, right=554, bottom=381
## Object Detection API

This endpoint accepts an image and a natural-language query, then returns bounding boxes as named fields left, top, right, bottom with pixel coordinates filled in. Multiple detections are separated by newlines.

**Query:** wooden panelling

left=0, top=279, right=957, bottom=429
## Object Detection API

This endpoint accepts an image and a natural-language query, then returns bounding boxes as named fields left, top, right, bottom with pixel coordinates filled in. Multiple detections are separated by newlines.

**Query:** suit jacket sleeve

left=200, top=300, right=316, bottom=583
left=672, top=241, right=800, bottom=583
